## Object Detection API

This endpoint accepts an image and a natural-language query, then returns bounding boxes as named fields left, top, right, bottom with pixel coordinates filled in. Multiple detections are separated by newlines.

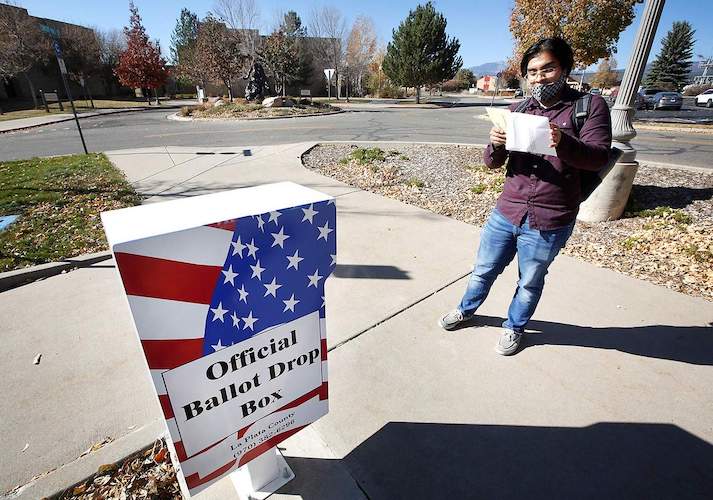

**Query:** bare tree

left=0, top=2, right=50, bottom=109
left=308, top=6, right=346, bottom=99
left=345, top=16, right=377, bottom=97
left=96, top=28, right=125, bottom=96
left=60, top=25, right=102, bottom=106
left=212, top=0, right=261, bottom=75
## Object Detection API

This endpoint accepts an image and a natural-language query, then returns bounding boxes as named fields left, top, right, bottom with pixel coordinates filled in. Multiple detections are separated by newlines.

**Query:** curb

left=0, top=106, right=183, bottom=134
left=167, top=108, right=344, bottom=122
left=3, top=419, right=166, bottom=500
left=0, top=251, right=112, bottom=293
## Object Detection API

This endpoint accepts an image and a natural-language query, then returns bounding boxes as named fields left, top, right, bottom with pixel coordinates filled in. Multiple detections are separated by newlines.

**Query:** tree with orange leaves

left=509, top=0, right=639, bottom=73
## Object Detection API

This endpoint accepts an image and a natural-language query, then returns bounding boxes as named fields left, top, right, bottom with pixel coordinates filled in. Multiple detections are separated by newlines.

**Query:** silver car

left=651, top=92, right=683, bottom=110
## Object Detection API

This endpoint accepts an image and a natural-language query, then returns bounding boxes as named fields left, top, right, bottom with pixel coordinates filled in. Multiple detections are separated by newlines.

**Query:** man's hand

left=549, top=122, right=562, bottom=148
left=490, top=126, right=507, bottom=148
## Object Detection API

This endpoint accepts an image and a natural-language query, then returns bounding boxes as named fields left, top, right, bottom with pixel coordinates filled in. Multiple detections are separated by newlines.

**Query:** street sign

left=323, top=68, right=335, bottom=81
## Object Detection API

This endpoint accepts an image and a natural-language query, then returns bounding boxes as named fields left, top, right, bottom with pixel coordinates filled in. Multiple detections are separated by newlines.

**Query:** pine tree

left=644, top=21, right=695, bottom=91
left=382, top=2, right=462, bottom=103
left=115, top=2, right=168, bottom=104
left=170, top=9, right=199, bottom=66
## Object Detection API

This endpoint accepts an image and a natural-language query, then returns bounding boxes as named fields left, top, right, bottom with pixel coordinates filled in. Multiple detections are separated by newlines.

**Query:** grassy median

left=0, top=153, right=142, bottom=272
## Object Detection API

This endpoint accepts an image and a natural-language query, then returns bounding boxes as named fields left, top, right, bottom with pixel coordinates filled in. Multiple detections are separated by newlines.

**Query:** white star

left=250, top=260, right=265, bottom=280
left=301, top=204, right=318, bottom=223
left=211, top=339, right=227, bottom=351
left=330, top=254, right=337, bottom=266
left=327, top=199, right=335, bottom=205
left=271, top=227, right=289, bottom=248
left=256, top=215, right=265, bottom=232
left=286, top=249, right=304, bottom=270
left=317, top=221, right=333, bottom=241
left=268, top=210, right=281, bottom=224
left=307, top=269, right=323, bottom=288
left=242, top=311, right=258, bottom=331
left=321, top=295, right=325, bottom=308
left=283, top=294, right=300, bottom=312
left=231, top=236, right=246, bottom=257
left=221, top=265, right=238, bottom=286
left=237, top=284, right=249, bottom=303
left=210, top=302, right=228, bottom=322
left=246, top=239, right=259, bottom=259
left=231, top=311, right=240, bottom=328
left=263, top=277, right=282, bottom=297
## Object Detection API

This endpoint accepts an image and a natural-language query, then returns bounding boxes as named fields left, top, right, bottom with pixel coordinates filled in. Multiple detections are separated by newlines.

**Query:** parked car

left=650, top=91, right=683, bottom=110
left=640, top=88, right=666, bottom=109
left=695, top=89, right=713, bottom=108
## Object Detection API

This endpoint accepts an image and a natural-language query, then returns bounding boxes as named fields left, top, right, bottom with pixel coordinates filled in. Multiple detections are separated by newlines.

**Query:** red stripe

left=207, top=220, right=236, bottom=232
left=321, top=339, right=328, bottom=361
left=320, top=381, right=328, bottom=400
left=142, top=338, right=204, bottom=369
left=186, top=458, right=237, bottom=489
left=159, top=394, right=174, bottom=419
left=115, top=252, right=221, bottom=304
left=174, top=440, right=188, bottom=462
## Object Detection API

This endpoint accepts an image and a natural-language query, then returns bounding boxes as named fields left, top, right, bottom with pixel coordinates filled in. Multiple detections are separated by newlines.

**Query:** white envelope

left=506, top=112, right=557, bottom=157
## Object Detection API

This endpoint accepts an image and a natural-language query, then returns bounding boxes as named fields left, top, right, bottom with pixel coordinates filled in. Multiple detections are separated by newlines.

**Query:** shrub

left=682, top=84, right=713, bottom=96
left=349, top=147, right=386, bottom=165
left=470, top=184, right=486, bottom=194
left=406, top=177, right=425, bottom=188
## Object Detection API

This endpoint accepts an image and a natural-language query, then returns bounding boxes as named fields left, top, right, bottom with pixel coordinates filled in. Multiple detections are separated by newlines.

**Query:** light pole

left=578, top=0, right=666, bottom=222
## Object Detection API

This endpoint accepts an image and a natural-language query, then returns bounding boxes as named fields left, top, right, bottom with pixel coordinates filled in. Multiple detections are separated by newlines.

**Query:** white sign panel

left=164, top=311, right=323, bottom=457
left=102, top=182, right=336, bottom=496
left=324, top=68, right=335, bottom=81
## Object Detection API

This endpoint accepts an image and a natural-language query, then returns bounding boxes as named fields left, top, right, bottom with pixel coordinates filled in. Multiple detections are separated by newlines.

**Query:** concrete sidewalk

left=2, top=143, right=712, bottom=499
left=0, top=101, right=187, bottom=133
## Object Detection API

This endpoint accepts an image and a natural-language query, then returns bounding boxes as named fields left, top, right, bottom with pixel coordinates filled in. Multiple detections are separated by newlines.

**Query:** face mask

left=531, top=73, right=567, bottom=105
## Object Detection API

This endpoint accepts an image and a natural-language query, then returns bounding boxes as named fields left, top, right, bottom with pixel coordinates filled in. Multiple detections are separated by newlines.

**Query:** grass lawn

left=0, top=153, right=142, bottom=272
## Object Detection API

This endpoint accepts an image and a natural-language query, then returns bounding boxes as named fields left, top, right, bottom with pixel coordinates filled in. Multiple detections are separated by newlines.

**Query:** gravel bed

left=303, top=143, right=713, bottom=301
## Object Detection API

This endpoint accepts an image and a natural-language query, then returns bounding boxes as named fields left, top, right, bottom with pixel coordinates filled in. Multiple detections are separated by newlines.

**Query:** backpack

left=513, top=94, right=621, bottom=201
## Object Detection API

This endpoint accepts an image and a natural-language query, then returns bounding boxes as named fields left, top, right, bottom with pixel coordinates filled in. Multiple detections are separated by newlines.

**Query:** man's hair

left=520, top=37, right=574, bottom=77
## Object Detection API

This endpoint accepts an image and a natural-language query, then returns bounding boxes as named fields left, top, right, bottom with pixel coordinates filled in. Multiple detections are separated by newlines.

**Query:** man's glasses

left=527, top=66, right=559, bottom=78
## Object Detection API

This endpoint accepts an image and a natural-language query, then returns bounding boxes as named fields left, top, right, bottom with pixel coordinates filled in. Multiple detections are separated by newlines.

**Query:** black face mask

left=531, top=74, right=567, bottom=105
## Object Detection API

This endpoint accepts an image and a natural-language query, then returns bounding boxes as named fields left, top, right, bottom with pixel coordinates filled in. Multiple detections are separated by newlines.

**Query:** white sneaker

left=438, top=309, right=469, bottom=330
left=495, top=329, right=523, bottom=356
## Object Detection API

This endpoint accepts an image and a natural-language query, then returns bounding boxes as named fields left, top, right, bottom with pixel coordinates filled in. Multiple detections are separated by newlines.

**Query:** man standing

left=439, top=37, right=612, bottom=355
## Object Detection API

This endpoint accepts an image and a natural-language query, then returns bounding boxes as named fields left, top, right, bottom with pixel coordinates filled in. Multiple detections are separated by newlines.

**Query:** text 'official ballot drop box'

left=101, top=182, right=336, bottom=497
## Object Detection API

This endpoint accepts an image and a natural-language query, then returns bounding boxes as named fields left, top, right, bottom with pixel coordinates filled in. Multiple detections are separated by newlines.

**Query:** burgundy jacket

left=484, top=87, right=612, bottom=230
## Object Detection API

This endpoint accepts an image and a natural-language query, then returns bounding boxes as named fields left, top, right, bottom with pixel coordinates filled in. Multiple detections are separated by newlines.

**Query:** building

left=0, top=3, right=104, bottom=104
left=476, top=75, right=497, bottom=92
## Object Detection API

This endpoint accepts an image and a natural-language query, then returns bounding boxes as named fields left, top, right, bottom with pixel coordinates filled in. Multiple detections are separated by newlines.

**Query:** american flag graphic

left=109, top=195, right=335, bottom=493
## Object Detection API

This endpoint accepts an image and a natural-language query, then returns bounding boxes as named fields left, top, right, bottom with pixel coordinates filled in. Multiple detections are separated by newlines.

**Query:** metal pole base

left=230, top=447, right=295, bottom=500
left=577, top=161, right=639, bottom=223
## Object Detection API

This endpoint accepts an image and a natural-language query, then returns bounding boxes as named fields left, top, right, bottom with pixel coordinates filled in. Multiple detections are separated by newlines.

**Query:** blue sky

left=16, top=0, right=713, bottom=71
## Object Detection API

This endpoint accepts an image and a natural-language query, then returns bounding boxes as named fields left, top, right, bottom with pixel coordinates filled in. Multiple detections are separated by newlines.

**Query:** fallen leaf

left=97, top=463, right=117, bottom=475
left=154, top=448, right=166, bottom=463
left=72, top=483, right=87, bottom=495
left=33, top=354, right=42, bottom=365
left=21, top=443, right=29, bottom=452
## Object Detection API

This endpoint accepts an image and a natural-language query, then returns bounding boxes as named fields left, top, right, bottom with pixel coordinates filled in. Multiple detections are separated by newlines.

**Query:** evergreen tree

left=279, top=11, right=312, bottom=89
left=382, top=2, right=461, bottom=103
left=170, top=8, right=199, bottom=66
left=644, top=21, right=695, bottom=91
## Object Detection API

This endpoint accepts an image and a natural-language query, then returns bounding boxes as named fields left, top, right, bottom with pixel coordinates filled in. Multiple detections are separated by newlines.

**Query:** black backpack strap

left=513, top=97, right=531, bottom=113
left=572, top=93, right=592, bottom=134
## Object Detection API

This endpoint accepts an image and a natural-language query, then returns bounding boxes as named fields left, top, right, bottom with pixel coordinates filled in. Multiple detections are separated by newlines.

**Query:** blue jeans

left=458, top=209, right=574, bottom=332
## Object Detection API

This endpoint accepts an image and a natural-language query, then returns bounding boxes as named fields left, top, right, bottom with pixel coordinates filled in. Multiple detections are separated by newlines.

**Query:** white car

left=695, top=89, right=713, bottom=108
